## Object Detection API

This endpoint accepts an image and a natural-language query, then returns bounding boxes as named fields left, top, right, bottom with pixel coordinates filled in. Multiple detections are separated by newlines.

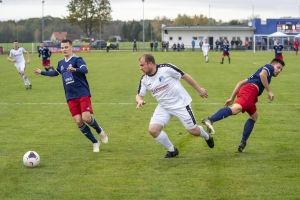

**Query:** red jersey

left=294, top=40, right=299, bottom=47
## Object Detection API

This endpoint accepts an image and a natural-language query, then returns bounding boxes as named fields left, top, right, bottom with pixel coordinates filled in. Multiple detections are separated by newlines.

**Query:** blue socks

left=87, top=117, right=102, bottom=134
left=210, top=107, right=232, bottom=123
left=79, top=123, right=98, bottom=143
left=241, top=118, right=256, bottom=143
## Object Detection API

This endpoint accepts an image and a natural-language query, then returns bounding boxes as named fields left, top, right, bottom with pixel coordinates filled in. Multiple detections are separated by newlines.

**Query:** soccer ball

left=23, top=151, right=40, bottom=167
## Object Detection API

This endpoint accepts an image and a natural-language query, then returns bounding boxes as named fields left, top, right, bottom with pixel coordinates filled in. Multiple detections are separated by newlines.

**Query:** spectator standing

left=133, top=39, right=138, bottom=52
left=215, top=39, right=220, bottom=51
left=150, top=41, right=154, bottom=51
left=199, top=40, right=203, bottom=51
left=116, top=40, right=119, bottom=50
left=191, top=39, right=195, bottom=51
left=154, top=41, right=158, bottom=51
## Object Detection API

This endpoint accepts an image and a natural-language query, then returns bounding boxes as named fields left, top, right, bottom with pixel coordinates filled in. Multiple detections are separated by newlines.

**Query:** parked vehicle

left=92, top=40, right=117, bottom=50
left=43, top=40, right=59, bottom=47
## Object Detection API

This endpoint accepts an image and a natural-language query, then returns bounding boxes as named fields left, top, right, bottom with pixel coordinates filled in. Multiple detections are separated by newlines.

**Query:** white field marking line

left=0, top=102, right=299, bottom=106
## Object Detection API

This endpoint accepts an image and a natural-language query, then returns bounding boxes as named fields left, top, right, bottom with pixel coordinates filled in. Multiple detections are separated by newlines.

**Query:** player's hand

left=198, top=88, right=208, bottom=98
left=67, top=66, right=76, bottom=72
left=224, top=99, right=234, bottom=107
left=27, top=59, right=30, bottom=64
left=136, top=100, right=146, bottom=108
left=268, top=91, right=274, bottom=101
left=34, top=68, right=42, bottom=75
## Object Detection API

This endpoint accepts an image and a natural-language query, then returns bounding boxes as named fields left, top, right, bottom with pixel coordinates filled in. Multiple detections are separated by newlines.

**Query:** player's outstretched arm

left=181, top=73, right=208, bottom=98
left=34, top=68, right=42, bottom=75
left=225, top=79, right=247, bottom=106
left=136, top=94, right=146, bottom=109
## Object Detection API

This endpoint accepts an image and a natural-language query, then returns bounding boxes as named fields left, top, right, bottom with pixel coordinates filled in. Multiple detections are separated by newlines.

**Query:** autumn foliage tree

left=65, top=0, right=112, bottom=42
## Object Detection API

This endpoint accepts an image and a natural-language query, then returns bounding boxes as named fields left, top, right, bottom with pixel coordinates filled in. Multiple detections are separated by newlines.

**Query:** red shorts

left=235, top=84, right=258, bottom=116
left=67, top=96, right=94, bottom=117
left=42, top=60, right=50, bottom=67
left=275, top=55, right=283, bottom=60
left=222, top=52, right=230, bottom=57
left=295, top=46, right=299, bottom=51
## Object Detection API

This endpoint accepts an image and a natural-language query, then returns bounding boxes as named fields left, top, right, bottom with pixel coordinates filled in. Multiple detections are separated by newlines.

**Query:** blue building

left=251, top=18, right=300, bottom=51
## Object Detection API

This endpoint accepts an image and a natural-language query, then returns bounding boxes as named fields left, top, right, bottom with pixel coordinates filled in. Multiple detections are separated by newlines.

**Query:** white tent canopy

left=295, top=34, right=300, bottom=38
left=267, top=31, right=288, bottom=37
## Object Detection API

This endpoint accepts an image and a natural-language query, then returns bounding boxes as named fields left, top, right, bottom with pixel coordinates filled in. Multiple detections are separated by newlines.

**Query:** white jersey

left=202, top=43, right=210, bottom=51
left=9, top=47, right=26, bottom=66
left=137, top=63, right=192, bottom=109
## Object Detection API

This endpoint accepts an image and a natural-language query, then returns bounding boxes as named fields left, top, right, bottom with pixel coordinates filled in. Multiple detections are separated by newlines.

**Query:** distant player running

left=202, top=39, right=210, bottom=63
left=273, top=39, right=284, bottom=60
left=293, top=38, right=299, bottom=55
left=7, top=40, right=32, bottom=90
left=38, top=42, right=54, bottom=71
left=220, top=39, right=230, bottom=64
left=202, top=58, right=285, bottom=153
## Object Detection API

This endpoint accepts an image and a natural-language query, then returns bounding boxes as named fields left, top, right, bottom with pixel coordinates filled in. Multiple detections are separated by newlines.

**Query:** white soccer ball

left=23, top=151, right=40, bottom=167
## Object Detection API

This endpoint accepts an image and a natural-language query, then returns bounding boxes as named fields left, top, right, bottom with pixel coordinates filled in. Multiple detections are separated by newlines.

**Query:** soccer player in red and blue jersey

left=273, top=39, right=284, bottom=60
left=293, top=38, right=299, bottom=55
left=34, top=39, right=108, bottom=152
left=202, top=58, right=285, bottom=152
left=38, top=42, right=54, bottom=71
left=220, top=39, right=230, bottom=64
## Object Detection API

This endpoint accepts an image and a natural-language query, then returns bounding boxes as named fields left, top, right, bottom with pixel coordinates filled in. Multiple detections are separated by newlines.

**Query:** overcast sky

left=0, top=0, right=299, bottom=22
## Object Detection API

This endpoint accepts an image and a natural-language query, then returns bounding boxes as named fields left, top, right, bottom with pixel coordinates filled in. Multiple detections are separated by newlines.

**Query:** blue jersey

left=245, top=64, right=274, bottom=96
left=273, top=45, right=283, bottom=56
left=222, top=44, right=230, bottom=53
left=41, top=55, right=91, bottom=101
left=38, top=47, right=52, bottom=61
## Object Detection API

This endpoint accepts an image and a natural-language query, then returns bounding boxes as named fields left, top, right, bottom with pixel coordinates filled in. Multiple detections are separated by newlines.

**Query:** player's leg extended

left=238, top=108, right=257, bottom=152
left=80, top=97, right=108, bottom=144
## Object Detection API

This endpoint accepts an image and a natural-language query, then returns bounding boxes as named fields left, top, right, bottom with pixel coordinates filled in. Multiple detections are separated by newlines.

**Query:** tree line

left=0, top=0, right=257, bottom=43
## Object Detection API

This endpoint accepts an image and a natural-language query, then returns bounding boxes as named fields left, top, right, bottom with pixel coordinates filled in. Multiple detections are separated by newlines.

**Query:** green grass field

left=0, top=50, right=300, bottom=199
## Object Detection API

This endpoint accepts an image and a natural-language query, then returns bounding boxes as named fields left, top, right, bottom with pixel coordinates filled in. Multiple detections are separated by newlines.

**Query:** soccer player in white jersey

left=202, top=39, right=210, bottom=63
left=136, top=54, right=214, bottom=158
left=7, top=40, right=32, bottom=90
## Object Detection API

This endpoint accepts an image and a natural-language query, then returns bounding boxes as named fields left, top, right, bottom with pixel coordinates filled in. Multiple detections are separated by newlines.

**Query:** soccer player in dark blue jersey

left=220, top=39, right=231, bottom=64
left=34, top=39, right=108, bottom=152
left=202, top=58, right=285, bottom=152
left=273, top=39, right=284, bottom=60
left=38, top=42, right=54, bottom=71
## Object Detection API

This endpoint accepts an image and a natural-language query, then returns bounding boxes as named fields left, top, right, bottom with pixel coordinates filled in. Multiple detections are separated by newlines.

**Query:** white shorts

left=15, top=62, right=26, bottom=73
left=203, top=50, right=208, bottom=56
left=150, top=104, right=197, bottom=130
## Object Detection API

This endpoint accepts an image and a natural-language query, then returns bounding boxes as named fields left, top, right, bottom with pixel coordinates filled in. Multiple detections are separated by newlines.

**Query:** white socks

left=155, top=130, right=175, bottom=152
left=22, top=74, right=30, bottom=85
left=199, top=126, right=209, bottom=140
left=206, top=57, right=208, bottom=62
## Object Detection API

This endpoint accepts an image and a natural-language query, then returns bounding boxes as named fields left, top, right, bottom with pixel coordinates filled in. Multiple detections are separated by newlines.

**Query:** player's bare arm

left=25, top=51, right=30, bottom=64
left=7, top=57, right=15, bottom=62
left=224, top=79, right=248, bottom=107
left=136, top=94, right=146, bottom=108
left=259, top=70, right=274, bottom=101
left=181, top=73, right=208, bottom=98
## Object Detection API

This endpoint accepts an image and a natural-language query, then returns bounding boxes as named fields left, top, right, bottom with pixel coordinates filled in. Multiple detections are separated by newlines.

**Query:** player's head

left=40, top=42, right=44, bottom=48
left=139, top=54, right=156, bottom=75
left=276, top=39, right=280, bottom=44
left=270, top=58, right=285, bottom=77
left=61, top=39, right=73, bottom=58
left=205, top=39, right=208, bottom=43
left=13, top=40, right=18, bottom=49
